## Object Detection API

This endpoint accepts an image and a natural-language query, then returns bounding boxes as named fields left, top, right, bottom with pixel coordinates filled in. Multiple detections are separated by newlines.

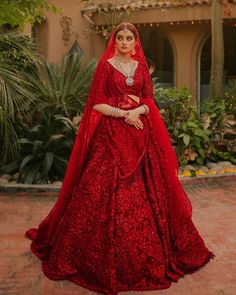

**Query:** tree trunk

left=209, top=0, right=224, bottom=98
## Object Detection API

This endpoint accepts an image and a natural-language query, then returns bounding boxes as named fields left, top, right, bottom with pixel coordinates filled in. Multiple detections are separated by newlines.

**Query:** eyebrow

left=116, top=34, right=134, bottom=38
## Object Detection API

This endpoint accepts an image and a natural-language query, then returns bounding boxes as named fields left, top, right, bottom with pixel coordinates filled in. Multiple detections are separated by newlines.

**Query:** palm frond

left=0, top=34, right=37, bottom=165
left=0, top=108, right=18, bottom=165
left=0, top=62, right=35, bottom=116
left=29, top=53, right=97, bottom=117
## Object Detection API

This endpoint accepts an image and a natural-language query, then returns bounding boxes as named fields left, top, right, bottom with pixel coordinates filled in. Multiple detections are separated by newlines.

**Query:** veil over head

left=26, top=23, right=192, bottom=259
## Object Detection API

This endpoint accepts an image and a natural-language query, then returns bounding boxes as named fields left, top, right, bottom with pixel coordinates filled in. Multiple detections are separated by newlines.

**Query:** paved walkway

left=0, top=178, right=235, bottom=295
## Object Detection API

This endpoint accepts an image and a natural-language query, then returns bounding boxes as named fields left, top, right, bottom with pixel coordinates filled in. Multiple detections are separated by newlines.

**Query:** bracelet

left=141, top=104, right=149, bottom=115
left=110, top=107, right=121, bottom=118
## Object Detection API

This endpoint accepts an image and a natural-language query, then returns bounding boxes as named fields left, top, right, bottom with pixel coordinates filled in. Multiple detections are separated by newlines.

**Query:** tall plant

left=29, top=53, right=97, bottom=118
left=0, top=62, right=35, bottom=165
left=0, top=33, right=36, bottom=70
left=209, top=0, right=224, bottom=97
left=209, top=0, right=232, bottom=98
left=0, top=33, right=39, bottom=165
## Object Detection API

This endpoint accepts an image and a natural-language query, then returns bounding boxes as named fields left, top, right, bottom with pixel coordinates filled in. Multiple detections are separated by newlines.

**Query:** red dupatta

left=26, top=25, right=192, bottom=259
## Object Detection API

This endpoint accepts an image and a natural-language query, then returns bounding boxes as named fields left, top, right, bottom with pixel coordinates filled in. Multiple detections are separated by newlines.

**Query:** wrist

left=135, top=106, right=145, bottom=115
left=109, top=106, right=127, bottom=118
left=119, top=109, right=128, bottom=117
left=140, top=104, right=149, bottom=115
left=109, top=106, right=120, bottom=118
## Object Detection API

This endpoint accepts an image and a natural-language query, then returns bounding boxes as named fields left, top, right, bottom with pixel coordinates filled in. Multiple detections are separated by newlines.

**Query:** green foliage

left=0, top=61, right=36, bottom=165
left=0, top=33, right=36, bottom=70
left=153, top=83, right=192, bottom=126
left=29, top=53, right=97, bottom=117
left=0, top=45, right=97, bottom=183
left=1, top=48, right=97, bottom=182
left=201, top=97, right=228, bottom=137
left=0, top=33, right=38, bottom=165
left=200, top=96, right=235, bottom=162
left=173, top=114, right=212, bottom=166
left=3, top=112, right=76, bottom=184
left=0, top=0, right=59, bottom=29
left=224, top=80, right=236, bottom=118
left=152, top=83, right=234, bottom=166
left=210, top=150, right=236, bottom=164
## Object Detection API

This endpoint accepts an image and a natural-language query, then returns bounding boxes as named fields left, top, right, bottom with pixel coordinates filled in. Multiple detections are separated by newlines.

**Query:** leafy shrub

left=0, top=0, right=59, bottom=29
left=224, top=80, right=236, bottom=118
left=153, top=82, right=235, bottom=166
left=0, top=40, right=96, bottom=168
left=201, top=97, right=232, bottom=140
left=153, top=83, right=212, bottom=166
left=29, top=53, right=97, bottom=118
left=0, top=33, right=36, bottom=70
left=2, top=112, right=76, bottom=184
left=200, top=97, right=236, bottom=163
left=0, top=61, right=36, bottom=165
left=0, top=33, right=39, bottom=165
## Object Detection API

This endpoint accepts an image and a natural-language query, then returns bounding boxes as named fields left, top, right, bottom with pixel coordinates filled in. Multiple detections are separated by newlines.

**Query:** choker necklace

left=114, top=59, right=136, bottom=86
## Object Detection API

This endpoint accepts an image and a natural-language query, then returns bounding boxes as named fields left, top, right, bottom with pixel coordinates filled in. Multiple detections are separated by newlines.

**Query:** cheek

left=116, top=40, right=122, bottom=48
left=129, top=40, right=136, bottom=48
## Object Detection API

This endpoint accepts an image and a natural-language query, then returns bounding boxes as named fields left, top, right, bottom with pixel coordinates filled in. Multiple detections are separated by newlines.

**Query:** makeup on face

left=115, top=30, right=136, bottom=54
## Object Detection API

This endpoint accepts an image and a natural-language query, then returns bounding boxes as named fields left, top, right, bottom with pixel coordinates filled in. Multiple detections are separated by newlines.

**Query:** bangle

left=110, top=107, right=121, bottom=118
left=141, top=104, right=149, bottom=115
left=110, top=107, right=114, bottom=117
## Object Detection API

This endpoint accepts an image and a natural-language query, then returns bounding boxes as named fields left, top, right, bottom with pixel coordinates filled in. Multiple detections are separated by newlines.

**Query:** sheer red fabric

left=25, top=27, right=214, bottom=295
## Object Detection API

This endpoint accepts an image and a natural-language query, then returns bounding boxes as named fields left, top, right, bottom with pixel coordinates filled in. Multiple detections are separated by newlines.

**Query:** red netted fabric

left=25, top=27, right=215, bottom=295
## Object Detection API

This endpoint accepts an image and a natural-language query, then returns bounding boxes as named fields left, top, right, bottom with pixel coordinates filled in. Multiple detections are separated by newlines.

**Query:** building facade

left=26, top=0, right=236, bottom=105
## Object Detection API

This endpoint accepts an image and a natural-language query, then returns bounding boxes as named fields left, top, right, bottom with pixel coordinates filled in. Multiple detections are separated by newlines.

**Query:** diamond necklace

left=114, top=60, right=136, bottom=86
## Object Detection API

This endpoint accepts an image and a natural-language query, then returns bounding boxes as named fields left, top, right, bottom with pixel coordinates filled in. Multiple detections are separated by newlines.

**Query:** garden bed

left=0, top=164, right=235, bottom=195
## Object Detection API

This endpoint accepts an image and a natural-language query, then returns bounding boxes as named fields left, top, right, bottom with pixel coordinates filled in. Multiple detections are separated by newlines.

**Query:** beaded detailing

left=114, top=60, right=137, bottom=86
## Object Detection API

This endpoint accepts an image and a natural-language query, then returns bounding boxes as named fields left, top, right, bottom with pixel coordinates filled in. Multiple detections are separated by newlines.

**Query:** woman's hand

left=119, top=109, right=129, bottom=118
left=124, top=109, right=144, bottom=129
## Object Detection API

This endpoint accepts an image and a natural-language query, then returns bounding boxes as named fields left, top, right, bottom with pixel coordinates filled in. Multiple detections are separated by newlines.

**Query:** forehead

left=116, top=30, right=135, bottom=38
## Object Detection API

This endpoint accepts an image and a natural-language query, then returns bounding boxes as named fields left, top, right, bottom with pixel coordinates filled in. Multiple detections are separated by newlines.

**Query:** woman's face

left=115, top=30, right=136, bottom=55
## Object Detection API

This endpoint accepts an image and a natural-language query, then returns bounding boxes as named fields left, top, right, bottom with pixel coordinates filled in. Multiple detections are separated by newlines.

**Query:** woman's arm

left=93, top=103, right=144, bottom=129
left=93, top=103, right=127, bottom=117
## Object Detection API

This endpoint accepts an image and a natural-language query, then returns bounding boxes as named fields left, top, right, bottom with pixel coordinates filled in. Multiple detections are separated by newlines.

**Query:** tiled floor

left=0, top=178, right=235, bottom=295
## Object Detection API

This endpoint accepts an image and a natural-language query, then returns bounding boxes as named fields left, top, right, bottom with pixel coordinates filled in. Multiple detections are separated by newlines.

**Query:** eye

left=116, top=35, right=123, bottom=41
left=127, top=36, right=134, bottom=41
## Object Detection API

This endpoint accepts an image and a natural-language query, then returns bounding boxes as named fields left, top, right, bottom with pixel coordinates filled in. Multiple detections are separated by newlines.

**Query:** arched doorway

left=200, top=25, right=236, bottom=101
left=138, top=26, right=175, bottom=87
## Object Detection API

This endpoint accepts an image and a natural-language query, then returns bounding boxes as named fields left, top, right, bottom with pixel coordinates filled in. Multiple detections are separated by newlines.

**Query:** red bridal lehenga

left=25, top=27, right=215, bottom=295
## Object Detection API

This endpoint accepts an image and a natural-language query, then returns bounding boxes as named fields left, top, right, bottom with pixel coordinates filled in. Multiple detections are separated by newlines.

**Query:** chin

left=120, top=50, right=131, bottom=55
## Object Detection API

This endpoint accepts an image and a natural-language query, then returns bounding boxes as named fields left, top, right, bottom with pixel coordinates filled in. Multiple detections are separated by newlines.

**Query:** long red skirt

left=26, top=116, right=214, bottom=295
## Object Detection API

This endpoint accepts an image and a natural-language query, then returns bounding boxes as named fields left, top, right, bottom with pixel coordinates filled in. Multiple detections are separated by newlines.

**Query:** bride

left=25, top=22, right=214, bottom=295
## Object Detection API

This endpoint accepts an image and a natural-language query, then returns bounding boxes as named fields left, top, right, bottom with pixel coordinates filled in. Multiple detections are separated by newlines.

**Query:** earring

left=131, top=48, right=136, bottom=56
left=115, top=47, right=118, bottom=55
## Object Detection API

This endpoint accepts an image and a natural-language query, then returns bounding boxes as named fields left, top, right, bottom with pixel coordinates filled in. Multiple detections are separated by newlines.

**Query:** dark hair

left=114, top=22, right=138, bottom=40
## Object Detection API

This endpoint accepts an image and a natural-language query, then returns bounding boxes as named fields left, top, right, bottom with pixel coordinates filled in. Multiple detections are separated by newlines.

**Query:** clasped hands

left=119, top=108, right=144, bottom=130
left=118, top=94, right=144, bottom=129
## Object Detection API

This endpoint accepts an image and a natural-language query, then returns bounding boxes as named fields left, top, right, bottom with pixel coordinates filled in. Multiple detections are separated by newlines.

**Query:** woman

left=25, top=23, right=214, bottom=295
